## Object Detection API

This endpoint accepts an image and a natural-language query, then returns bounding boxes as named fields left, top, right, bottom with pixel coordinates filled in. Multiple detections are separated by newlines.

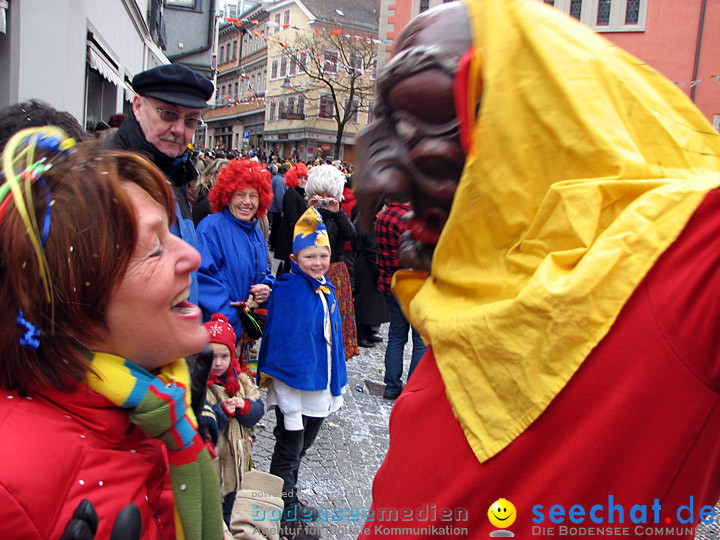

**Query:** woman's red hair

left=209, top=159, right=273, bottom=218
left=284, top=163, right=309, bottom=189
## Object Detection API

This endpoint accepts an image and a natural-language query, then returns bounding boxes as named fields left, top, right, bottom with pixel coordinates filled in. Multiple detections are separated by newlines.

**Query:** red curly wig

left=284, top=163, right=309, bottom=188
left=209, top=159, right=273, bottom=218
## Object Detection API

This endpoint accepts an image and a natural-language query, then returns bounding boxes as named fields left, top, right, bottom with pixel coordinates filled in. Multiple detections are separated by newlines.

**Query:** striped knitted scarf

left=86, top=352, right=223, bottom=540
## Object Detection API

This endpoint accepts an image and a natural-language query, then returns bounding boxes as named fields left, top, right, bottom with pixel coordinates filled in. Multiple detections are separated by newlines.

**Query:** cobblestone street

left=252, top=323, right=396, bottom=540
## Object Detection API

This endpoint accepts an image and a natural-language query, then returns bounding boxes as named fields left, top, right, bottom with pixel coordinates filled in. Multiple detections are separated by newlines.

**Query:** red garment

left=341, top=186, right=357, bottom=253
left=0, top=383, right=176, bottom=539
left=375, top=202, right=409, bottom=295
left=359, top=190, right=720, bottom=539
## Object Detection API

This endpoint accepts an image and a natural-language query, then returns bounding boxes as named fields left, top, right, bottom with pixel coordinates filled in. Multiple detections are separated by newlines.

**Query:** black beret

left=132, top=64, right=214, bottom=109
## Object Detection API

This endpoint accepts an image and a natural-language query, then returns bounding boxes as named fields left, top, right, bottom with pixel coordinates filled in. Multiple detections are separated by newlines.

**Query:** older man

left=355, top=1, right=720, bottom=538
left=106, top=63, right=213, bottom=304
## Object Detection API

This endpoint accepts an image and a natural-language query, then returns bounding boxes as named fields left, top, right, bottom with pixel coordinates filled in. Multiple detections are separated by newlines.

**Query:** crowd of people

left=0, top=60, right=397, bottom=540
left=4, top=0, right=720, bottom=539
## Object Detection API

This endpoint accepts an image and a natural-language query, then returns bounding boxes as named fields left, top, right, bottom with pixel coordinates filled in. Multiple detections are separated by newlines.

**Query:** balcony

left=279, top=112, right=305, bottom=120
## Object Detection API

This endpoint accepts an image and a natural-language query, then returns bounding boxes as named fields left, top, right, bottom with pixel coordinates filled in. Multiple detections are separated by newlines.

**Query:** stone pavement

left=251, top=323, right=400, bottom=540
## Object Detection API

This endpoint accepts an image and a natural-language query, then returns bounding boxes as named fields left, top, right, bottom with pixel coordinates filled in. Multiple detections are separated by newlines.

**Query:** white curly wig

left=305, top=164, right=345, bottom=201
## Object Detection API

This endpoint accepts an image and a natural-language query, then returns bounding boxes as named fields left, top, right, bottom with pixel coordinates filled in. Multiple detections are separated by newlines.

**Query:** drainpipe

left=690, top=0, right=707, bottom=102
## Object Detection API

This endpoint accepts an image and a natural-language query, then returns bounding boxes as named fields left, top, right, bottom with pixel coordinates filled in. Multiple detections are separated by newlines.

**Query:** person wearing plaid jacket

left=374, top=196, right=428, bottom=400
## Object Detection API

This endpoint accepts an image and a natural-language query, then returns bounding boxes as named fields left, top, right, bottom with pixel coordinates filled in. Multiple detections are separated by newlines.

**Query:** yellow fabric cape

left=393, top=0, right=720, bottom=462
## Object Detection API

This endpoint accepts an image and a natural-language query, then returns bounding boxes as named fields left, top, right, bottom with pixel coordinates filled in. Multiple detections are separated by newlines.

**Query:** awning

left=87, top=45, right=122, bottom=87
left=123, top=81, right=136, bottom=103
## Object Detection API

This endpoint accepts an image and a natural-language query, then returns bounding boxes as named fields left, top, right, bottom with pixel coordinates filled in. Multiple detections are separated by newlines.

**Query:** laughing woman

left=0, top=127, right=223, bottom=539
left=196, top=159, right=275, bottom=373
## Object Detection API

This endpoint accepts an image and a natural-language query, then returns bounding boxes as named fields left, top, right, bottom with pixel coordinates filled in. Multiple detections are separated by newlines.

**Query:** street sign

left=242, top=131, right=250, bottom=139
left=307, top=146, right=315, bottom=154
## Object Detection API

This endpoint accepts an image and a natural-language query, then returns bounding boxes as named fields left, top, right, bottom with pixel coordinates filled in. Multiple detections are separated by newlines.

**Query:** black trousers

left=269, top=211, right=282, bottom=250
left=269, top=408, right=325, bottom=512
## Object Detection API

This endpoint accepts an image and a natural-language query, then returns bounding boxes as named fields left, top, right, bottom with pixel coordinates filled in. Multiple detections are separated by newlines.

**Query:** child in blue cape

left=257, top=207, right=348, bottom=539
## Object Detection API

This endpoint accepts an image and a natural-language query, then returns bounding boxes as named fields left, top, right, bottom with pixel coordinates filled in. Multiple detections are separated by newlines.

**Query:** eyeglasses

left=144, top=98, right=204, bottom=129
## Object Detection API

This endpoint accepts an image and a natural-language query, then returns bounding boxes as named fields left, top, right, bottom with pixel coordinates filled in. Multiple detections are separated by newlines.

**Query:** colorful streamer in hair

left=0, top=126, right=76, bottom=302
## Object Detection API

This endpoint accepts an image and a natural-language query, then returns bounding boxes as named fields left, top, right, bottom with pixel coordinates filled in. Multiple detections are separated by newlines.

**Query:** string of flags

left=674, top=73, right=720, bottom=88
left=223, top=15, right=392, bottom=45
left=220, top=16, right=385, bottom=75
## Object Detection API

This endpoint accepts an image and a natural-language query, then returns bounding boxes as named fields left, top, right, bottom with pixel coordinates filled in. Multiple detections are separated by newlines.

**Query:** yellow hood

left=394, top=0, right=720, bottom=462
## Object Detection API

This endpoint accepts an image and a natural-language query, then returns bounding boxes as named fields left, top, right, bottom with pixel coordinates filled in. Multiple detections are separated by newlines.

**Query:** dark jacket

left=275, top=186, right=306, bottom=261
left=104, top=112, right=200, bottom=303
left=353, top=219, right=389, bottom=326
left=317, top=206, right=357, bottom=263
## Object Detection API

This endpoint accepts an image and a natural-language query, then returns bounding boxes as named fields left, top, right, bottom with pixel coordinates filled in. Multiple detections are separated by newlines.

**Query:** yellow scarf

left=394, top=0, right=720, bottom=462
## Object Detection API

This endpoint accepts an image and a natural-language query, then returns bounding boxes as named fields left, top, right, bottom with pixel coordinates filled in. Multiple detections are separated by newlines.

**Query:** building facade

left=0, top=0, right=168, bottom=131
left=262, top=0, right=380, bottom=162
left=202, top=2, right=269, bottom=153
left=377, top=0, right=720, bottom=125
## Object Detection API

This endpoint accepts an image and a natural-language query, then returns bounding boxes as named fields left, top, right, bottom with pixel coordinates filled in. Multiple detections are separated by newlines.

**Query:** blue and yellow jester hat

left=293, top=207, right=330, bottom=254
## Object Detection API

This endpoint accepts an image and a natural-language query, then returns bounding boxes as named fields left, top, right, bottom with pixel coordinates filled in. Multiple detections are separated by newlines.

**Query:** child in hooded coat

left=203, top=313, right=265, bottom=526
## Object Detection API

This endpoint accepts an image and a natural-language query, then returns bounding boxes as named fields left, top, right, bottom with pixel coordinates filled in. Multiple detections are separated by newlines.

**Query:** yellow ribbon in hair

left=393, top=0, right=720, bottom=462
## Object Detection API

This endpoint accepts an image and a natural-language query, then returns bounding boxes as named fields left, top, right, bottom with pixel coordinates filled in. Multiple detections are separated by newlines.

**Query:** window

left=232, top=39, right=237, bottom=60
left=345, top=97, right=359, bottom=123
left=297, top=95, right=305, bottom=116
left=543, top=0, right=646, bottom=32
left=278, top=98, right=286, bottom=118
left=349, top=52, right=363, bottom=76
left=274, top=13, right=281, bottom=33
left=234, top=82, right=239, bottom=98
left=289, top=55, right=297, bottom=76
left=280, top=55, right=288, bottom=78
left=85, top=67, right=116, bottom=131
left=369, top=57, right=378, bottom=80
left=625, top=0, right=640, bottom=24
left=269, top=100, right=277, bottom=121
left=298, top=54, right=307, bottom=73
left=283, top=9, right=290, bottom=26
left=219, top=45, right=225, bottom=64
left=287, top=96, right=295, bottom=115
left=271, top=58, right=278, bottom=79
left=367, top=99, right=375, bottom=123
left=419, top=0, right=430, bottom=13
left=319, top=95, right=335, bottom=118
left=570, top=0, right=582, bottom=20
left=323, top=49, right=339, bottom=74
left=596, top=0, right=611, bottom=25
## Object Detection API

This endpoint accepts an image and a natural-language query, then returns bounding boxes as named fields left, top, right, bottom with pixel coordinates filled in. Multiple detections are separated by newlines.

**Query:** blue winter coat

left=196, top=208, right=275, bottom=336
left=257, top=262, right=347, bottom=396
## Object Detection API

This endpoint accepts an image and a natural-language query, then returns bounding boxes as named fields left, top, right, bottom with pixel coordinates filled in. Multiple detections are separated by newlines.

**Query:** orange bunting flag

left=283, top=24, right=290, bottom=28
left=331, top=28, right=343, bottom=35
left=227, top=17, right=238, bottom=22
left=313, top=29, right=320, bottom=33
left=251, top=19, right=259, bottom=24
left=234, top=22, right=243, bottom=26
left=252, top=30, right=260, bottom=36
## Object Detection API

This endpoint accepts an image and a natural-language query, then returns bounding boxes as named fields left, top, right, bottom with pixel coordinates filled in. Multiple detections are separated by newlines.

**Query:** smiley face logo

left=488, top=498, right=516, bottom=529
